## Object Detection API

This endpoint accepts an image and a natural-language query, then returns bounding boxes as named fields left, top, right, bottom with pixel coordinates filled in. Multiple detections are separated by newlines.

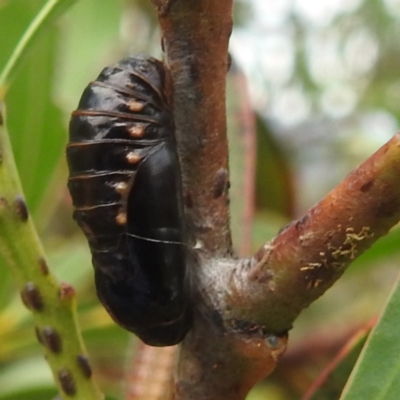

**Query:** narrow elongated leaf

left=340, top=274, right=400, bottom=400
left=255, top=114, right=295, bottom=219
left=55, top=0, right=123, bottom=112
left=305, top=322, right=372, bottom=400
left=6, top=33, right=65, bottom=215
left=0, top=0, right=66, bottom=215
left=0, top=1, right=43, bottom=68
left=350, top=226, right=400, bottom=271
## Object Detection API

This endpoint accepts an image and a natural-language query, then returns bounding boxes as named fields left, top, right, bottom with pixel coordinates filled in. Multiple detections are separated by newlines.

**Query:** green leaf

left=340, top=276, right=400, bottom=400
left=0, top=0, right=68, bottom=216
left=350, top=226, right=400, bottom=271
left=6, top=37, right=66, bottom=216
left=47, top=240, right=92, bottom=289
left=0, top=0, right=77, bottom=88
left=55, top=0, right=123, bottom=113
left=255, top=114, right=295, bottom=218
left=307, top=326, right=370, bottom=400
left=0, top=388, right=57, bottom=400
left=0, top=357, right=55, bottom=398
left=0, top=254, right=14, bottom=310
left=0, top=1, right=43, bottom=70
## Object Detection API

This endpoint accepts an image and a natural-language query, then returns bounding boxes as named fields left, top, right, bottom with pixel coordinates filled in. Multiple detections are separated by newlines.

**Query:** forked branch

left=152, top=1, right=400, bottom=399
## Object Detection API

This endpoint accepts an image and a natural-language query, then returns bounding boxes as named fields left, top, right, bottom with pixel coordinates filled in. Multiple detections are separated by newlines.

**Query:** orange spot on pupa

left=126, top=152, right=141, bottom=164
left=129, top=125, right=145, bottom=138
left=128, top=101, right=144, bottom=112
left=116, top=213, right=127, bottom=225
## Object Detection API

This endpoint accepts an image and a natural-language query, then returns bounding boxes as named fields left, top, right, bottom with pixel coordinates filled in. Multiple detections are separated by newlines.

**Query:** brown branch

left=152, top=1, right=400, bottom=399
left=176, top=312, right=287, bottom=400
left=154, top=0, right=233, bottom=256
left=204, top=134, right=400, bottom=334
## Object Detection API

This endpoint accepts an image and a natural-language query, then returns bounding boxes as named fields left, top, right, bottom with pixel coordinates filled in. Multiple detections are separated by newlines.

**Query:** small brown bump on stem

left=38, top=256, right=49, bottom=275
left=212, top=168, right=229, bottom=199
left=14, top=195, right=29, bottom=221
left=21, top=282, right=44, bottom=311
left=128, top=100, right=145, bottom=112
left=59, top=282, right=75, bottom=300
left=42, top=327, right=62, bottom=353
left=76, top=354, right=92, bottom=378
left=360, top=179, right=374, bottom=193
left=58, top=369, right=76, bottom=396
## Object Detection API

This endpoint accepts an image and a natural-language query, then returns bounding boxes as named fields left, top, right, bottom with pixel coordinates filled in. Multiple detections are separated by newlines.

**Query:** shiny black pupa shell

left=66, top=55, right=191, bottom=346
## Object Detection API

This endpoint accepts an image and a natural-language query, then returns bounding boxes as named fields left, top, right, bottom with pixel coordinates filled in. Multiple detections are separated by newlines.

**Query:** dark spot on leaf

left=42, top=327, right=62, bottom=353
left=21, top=282, right=44, bottom=311
left=76, top=354, right=92, bottom=378
left=58, top=369, right=76, bottom=396
left=14, top=195, right=28, bottom=221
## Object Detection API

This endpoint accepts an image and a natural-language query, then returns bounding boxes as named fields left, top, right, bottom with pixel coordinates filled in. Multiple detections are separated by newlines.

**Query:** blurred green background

left=1, top=0, right=400, bottom=399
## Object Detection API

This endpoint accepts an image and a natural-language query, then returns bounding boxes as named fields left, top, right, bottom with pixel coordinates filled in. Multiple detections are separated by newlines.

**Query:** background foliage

left=0, top=0, right=399, bottom=398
